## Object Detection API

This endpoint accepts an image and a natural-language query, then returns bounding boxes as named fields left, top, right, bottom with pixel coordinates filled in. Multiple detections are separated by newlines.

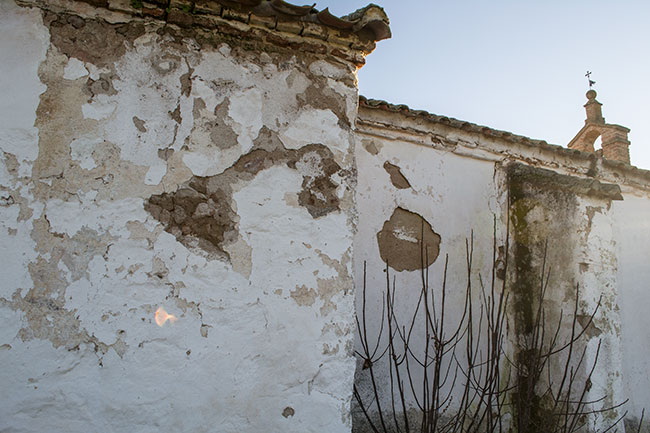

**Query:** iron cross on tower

left=586, top=71, right=596, bottom=88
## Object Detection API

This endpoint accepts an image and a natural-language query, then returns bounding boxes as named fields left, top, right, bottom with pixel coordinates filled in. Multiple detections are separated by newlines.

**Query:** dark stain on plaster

left=151, top=53, right=182, bottom=75
left=508, top=163, right=623, bottom=201
left=383, top=161, right=411, bottom=189
left=47, top=13, right=145, bottom=67
left=508, top=163, right=579, bottom=337
left=132, top=116, right=147, bottom=133
left=85, top=73, right=118, bottom=97
left=145, top=128, right=343, bottom=257
left=180, top=66, right=193, bottom=97
left=507, top=163, right=621, bottom=337
left=362, top=139, right=380, bottom=155
left=506, top=162, right=622, bottom=431
left=169, top=104, right=182, bottom=124
left=377, top=207, right=440, bottom=272
left=212, top=101, right=238, bottom=149
left=298, top=81, right=349, bottom=129
left=282, top=406, right=295, bottom=418
left=158, top=148, right=174, bottom=161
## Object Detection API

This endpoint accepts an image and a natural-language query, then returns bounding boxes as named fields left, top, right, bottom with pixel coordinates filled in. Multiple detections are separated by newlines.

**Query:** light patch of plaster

left=63, top=58, right=89, bottom=80
left=223, top=236, right=253, bottom=278
left=0, top=205, right=39, bottom=297
left=181, top=51, right=311, bottom=177
left=100, top=33, right=188, bottom=178
left=182, top=151, right=223, bottom=177
left=309, top=60, right=350, bottom=81
left=45, top=198, right=148, bottom=238
left=82, top=95, right=117, bottom=120
left=280, top=109, right=349, bottom=159
left=69, top=136, right=102, bottom=170
left=228, top=87, right=262, bottom=150
left=0, top=1, right=49, bottom=176
left=145, top=164, right=167, bottom=186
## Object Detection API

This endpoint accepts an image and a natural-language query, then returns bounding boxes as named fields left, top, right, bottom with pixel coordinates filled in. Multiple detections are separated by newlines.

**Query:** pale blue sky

left=325, top=1, right=650, bottom=169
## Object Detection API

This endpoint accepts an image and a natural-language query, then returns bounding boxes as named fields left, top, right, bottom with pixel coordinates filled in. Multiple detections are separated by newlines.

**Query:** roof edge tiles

left=358, top=96, right=650, bottom=185
left=25, top=0, right=390, bottom=65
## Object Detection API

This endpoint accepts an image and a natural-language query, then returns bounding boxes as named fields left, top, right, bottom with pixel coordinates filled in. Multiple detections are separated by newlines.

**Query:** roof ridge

left=358, top=95, right=650, bottom=181
left=359, top=95, right=549, bottom=146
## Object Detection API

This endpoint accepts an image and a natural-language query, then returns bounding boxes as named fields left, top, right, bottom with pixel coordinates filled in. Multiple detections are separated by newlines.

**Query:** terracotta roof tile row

left=359, top=96, right=650, bottom=183
left=359, top=96, right=555, bottom=150
left=78, top=0, right=390, bottom=49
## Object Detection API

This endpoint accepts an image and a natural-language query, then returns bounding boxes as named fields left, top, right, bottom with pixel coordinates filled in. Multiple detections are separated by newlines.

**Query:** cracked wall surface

left=0, top=1, right=360, bottom=432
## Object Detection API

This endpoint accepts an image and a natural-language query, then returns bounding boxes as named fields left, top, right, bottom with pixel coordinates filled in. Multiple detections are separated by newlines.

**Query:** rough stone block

left=167, top=8, right=194, bottom=27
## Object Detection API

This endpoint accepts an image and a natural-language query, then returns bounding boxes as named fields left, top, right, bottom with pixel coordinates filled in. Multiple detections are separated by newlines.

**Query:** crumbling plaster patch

left=383, top=161, right=412, bottom=189
left=377, top=207, right=440, bottom=271
left=1, top=3, right=360, bottom=432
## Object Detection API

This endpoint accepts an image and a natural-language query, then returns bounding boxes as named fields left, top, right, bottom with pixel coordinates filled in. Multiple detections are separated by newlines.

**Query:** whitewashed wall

left=352, top=107, right=638, bottom=431
left=0, top=2, right=360, bottom=432
left=613, top=190, right=650, bottom=430
left=352, top=124, right=503, bottom=427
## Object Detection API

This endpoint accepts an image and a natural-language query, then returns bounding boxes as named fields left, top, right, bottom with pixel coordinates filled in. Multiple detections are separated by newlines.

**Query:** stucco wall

left=0, top=1, right=361, bottom=431
left=613, top=190, right=650, bottom=430
left=352, top=105, right=636, bottom=431
left=352, top=116, right=505, bottom=428
left=3, top=1, right=649, bottom=431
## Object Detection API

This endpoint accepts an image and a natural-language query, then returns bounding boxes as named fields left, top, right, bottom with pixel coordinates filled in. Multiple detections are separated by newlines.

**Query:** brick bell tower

left=568, top=89, right=631, bottom=164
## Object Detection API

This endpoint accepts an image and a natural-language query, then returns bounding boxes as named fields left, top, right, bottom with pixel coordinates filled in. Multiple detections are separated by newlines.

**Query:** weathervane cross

left=585, top=71, right=596, bottom=88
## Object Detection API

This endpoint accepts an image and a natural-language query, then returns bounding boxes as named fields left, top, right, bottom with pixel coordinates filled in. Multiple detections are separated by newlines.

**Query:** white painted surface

left=0, top=0, right=48, bottom=177
left=613, top=192, right=650, bottom=424
left=0, top=4, right=358, bottom=432
left=353, top=130, right=502, bottom=416
left=2, top=1, right=650, bottom=431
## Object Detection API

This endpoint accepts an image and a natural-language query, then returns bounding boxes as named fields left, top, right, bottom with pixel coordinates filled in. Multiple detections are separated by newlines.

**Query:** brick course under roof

left=72, top=0, right=390, bottom=47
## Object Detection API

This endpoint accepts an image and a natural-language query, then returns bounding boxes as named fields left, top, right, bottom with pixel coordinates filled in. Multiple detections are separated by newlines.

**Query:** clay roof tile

left=269, top=0, right=315, bottom=16
left=316, top=8, right=355, bottom=30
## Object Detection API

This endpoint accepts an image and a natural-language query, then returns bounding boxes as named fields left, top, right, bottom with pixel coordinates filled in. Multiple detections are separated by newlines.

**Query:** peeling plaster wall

left=0, top=2, right=360, bottom=431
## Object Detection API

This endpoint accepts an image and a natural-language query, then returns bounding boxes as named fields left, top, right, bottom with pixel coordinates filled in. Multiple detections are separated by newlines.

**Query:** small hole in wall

left=282, top=407, right=295, bottom=418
